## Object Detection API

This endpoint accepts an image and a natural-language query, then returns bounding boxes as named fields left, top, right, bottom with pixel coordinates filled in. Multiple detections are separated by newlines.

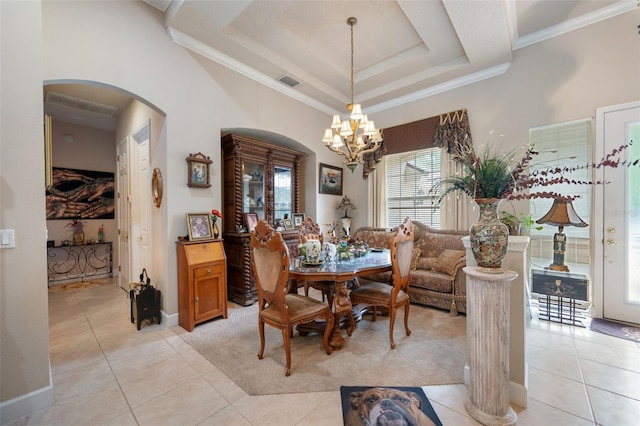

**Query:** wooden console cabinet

left=222, top=133, right=304, bottom=305
left=223, top=230, right=300, bottom=305
left=177, top=240, right=227, bottom=331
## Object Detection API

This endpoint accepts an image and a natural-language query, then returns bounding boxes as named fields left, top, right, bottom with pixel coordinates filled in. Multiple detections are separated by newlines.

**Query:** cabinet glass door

left=274, top=166, right=292, bottom=223
left=243, top=161, right=265, bottom=219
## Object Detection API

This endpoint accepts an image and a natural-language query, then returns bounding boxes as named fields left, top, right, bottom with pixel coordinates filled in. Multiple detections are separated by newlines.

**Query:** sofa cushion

left=410, top=270, right=454, bottom=293
left=433, top=249, right=466, bottom=276
left=417, top=257, right=436, bottom=270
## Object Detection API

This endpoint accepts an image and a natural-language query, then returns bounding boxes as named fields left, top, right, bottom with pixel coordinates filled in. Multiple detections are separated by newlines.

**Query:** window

left=529, top=119, right=592, bottom=265
left=385, top=148, right=441, bottom=228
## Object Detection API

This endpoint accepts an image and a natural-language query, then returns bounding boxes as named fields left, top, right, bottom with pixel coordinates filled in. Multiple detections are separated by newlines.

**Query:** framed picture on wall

left=319, top=163, right=343, bottom=195
left=186, top=152, right=212, bottom=188
left=244, top=213, right=259, bottom=233
left=186, top=213, right=213, bottom=241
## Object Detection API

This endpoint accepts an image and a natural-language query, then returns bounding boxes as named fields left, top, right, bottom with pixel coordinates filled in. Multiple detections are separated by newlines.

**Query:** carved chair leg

left=388, top=306, right=396, bottom=349
left=281, top=327, right=292, bottom=376
left=257, top=317, right=266, bottom=360
left=404, top=303, right=411, bottom=336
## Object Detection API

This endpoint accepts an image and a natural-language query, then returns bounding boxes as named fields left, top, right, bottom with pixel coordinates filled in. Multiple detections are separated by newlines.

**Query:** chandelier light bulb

left=331, top=115, right=342, bottom=129
left=323, top=129, right=334, bottom=144
left=350, top=103, right=363, bottom=121
left=339, top=121, right=353, bottom=137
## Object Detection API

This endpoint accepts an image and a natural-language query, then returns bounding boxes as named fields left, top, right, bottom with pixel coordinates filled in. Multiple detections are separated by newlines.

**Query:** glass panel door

left=243, top=161, right=265, bottom=220
left=274, top=166, right=292, bottom=223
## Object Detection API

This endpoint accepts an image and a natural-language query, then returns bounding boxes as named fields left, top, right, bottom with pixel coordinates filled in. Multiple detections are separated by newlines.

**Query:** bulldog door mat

left=340, top=386, right=442, bottom=426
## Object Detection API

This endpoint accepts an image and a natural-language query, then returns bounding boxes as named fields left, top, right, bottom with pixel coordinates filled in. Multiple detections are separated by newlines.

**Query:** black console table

left=531, top=269, right=588, bottom=327
left=47, top=242, right=113, bottom=284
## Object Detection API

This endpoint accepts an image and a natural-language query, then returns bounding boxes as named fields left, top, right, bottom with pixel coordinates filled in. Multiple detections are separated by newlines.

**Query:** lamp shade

left=536, top=199, right=588, bottom=227
left=337, top=195, right=355, bottom=218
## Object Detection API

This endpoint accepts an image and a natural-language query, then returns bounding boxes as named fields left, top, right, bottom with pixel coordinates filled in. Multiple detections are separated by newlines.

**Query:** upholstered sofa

left=351, top=221, right=468, bottom=315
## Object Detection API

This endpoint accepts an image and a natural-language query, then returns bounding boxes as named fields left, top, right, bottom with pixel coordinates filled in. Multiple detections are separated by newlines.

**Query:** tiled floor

left=6, top=278, right=640, bottom=425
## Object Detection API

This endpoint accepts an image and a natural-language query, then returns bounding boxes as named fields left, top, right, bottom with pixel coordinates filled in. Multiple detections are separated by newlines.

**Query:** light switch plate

left=0, top=229, right=15, bottom=248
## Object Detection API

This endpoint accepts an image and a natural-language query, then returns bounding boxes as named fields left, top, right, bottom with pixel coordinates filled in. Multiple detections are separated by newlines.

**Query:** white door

left=116, top=138, right=131, bottom=291
left=130, top=121, right=151, bottom=280
left=597, top=102, right=640, bottom=324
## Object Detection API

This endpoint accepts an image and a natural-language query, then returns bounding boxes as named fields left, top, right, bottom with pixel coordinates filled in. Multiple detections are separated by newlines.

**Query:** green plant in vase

left=437, top=135, right=637, bottom=272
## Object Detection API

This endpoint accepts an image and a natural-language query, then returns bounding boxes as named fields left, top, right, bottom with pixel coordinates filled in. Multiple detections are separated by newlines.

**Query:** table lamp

left=536, top=198, right=588, bottom=272
left=337, top=195, right=355, bottom=236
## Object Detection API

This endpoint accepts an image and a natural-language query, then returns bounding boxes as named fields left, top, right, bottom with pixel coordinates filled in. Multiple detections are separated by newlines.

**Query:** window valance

left=362, top=109, right=472, bottom=178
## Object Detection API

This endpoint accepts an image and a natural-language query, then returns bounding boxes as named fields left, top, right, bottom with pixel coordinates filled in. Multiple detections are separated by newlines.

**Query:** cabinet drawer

left=194, top=265, right=219, bottom=278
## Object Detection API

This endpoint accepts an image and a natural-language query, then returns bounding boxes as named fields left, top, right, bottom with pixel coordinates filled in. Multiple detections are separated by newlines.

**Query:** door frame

left=592, top=100, right=640, bottom=321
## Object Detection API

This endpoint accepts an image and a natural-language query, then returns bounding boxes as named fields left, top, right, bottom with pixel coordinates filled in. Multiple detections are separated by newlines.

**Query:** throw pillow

left=417, top=257, right=436, bottom=270
left=433, top=249, right=466, bottom=276
left=411, top=248, right=421, bottom=270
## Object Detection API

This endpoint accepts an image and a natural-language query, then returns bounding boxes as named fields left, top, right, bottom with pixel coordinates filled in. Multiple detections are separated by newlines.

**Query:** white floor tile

left=8, top=277, right=637, bottom=426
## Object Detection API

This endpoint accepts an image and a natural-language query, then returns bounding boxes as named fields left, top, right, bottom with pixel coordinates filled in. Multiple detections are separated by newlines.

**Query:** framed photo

left=283, top=218, right=294, bottom=230
left=244, top=213, right=259, bottom=233
left=319, top=163, right=343, bottom=195
left=186, top=213, right=213, bottom=241
left=292, top=213, right=305, bottom=228
left=186, top=152, right=212, bottom=188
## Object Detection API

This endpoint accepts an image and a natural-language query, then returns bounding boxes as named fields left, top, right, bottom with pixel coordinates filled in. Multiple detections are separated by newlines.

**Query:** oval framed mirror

left=152, top=167, right=163, bottom=207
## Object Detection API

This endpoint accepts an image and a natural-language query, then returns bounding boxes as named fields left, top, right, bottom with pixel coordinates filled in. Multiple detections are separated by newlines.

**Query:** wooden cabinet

left=177, top=240, right=227, bottom=331
left=223, top=230, right=300, bottom=305
left=222, top=134, right=304, bottom=305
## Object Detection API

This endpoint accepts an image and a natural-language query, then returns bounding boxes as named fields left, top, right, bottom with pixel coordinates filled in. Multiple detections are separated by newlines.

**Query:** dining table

left=288, top=249, right=392, bottom=350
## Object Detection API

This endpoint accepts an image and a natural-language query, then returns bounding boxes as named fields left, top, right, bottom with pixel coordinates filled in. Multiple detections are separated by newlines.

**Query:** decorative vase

left=469, top=198, right=509, bottom=273
left=212, top=221, right=220, bottom=239
left=305, top=239, right=322, bottom=263
left=341, top=217, right=351, bottom=237
left=73, top=232, right=84, bottom=245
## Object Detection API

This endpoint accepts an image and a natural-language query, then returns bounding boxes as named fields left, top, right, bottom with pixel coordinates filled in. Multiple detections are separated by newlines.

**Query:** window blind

left=385, top=148, right=441, bottom=228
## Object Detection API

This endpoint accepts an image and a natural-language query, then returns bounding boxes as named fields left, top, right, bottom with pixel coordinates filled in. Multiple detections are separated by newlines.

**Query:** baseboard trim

left=164, top=311, right=179, bottom=327
left=0, top=367, right=53, bottom=424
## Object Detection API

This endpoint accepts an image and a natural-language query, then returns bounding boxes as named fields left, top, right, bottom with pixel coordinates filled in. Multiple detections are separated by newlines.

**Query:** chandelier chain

left=350, top=18, right=355, bottom=106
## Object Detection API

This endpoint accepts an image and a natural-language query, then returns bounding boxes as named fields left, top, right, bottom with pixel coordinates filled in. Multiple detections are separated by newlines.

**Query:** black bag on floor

left=129, top=268, right=161, bottom=330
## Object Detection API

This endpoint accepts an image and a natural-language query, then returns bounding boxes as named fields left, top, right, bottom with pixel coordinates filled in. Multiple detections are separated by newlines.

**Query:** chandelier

left=322, top=17, right=383, bottom=172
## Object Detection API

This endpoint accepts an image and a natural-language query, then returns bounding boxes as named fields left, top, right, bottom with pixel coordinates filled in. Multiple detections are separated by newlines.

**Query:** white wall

left=0, top=0, right=53, bottom=416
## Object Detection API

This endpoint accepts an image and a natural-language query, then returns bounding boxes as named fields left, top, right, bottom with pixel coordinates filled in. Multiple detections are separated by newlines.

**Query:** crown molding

left=512, top=0, right=637, bottom=50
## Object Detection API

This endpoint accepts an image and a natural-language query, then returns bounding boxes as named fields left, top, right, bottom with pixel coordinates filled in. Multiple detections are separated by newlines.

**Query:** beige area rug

left=176, top=302, right=467, bottom=395
left=48, top=278, right=108, bottom=293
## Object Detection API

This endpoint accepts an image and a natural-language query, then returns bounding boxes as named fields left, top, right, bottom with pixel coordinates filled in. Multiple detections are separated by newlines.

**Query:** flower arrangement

left=65, top=219, right=85, bottom=234
left=438, top=137, right=638, bottom=202
left=210, top=209, right=223, bottom=223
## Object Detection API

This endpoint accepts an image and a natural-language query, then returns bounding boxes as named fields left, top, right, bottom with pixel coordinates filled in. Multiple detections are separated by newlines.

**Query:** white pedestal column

left=463, top=235, right=530, bottom=407
left=464, top=267, right=518, bottom=426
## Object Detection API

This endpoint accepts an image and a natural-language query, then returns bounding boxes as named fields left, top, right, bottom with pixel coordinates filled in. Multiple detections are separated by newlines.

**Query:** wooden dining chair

left=250, top=220, right=334, bottom=376
left=350, top=217, right=415, bottom=349
left=297, top=217, right=333, bottom=303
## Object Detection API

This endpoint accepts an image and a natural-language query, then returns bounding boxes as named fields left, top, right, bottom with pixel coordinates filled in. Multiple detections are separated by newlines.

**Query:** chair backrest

left=298, top=217, right=324, bottom=243
left=390, top=217, right=415, bottom=294
left=250, top=220, right=290, bottom=312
